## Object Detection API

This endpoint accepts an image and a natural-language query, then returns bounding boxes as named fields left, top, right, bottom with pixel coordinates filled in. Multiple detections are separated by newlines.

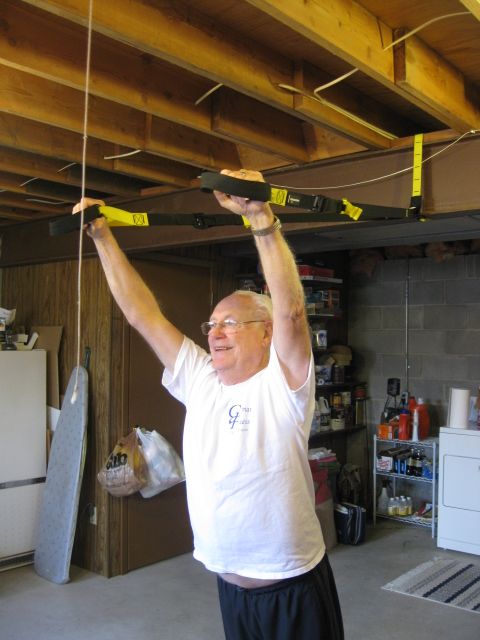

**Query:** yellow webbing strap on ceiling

left=412, top=134, right=423, bottom=198
left=410, top=134, right=427, bottom=221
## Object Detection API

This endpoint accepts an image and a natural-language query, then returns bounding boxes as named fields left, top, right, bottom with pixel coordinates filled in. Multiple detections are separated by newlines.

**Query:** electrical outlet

left=89, top=505, right=97, bottom=526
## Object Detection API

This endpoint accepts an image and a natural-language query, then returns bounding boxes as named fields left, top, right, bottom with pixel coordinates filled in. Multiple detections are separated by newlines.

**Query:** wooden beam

left=211, top=89, right=309, bottom=162
left=0, top=114, right=200, bottom=188
left=0, top=1, right=310, bottom=161
left=20, top=0, right=399, bottom=148
left=293, top=63, right=394, bottom=149
left=0, top=193, right=63, bottom=214
left=394, top=33, right=480, bottom=132
left=0, top=147, right=146, bottom=197
left=0, top=207, right=33, bottom=221
left=301, top=124, right=365, bottom=161
left=458, top=0, right=480, bottom=20
left=299, top=62, right=415, bottom=138
left=1, top=65, right=242, bottom=170
left=247, top=0, right=480, bottom=131
left=113, top=155, right=197, bottom=188
left=0, top=170, right=92, bottom=202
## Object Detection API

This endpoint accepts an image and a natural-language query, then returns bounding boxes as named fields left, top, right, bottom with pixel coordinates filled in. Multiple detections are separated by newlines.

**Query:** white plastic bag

left=135, top=427, right=185, bottom=498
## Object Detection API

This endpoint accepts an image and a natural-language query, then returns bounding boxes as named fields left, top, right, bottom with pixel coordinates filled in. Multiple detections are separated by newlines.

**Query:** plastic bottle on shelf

left=387, top=497, right=397, bottom=516
left=377, top=483, right=390, bottom=514
left=411, top=408, right=419, bottom=442
left=406, top=496, right=413, bottom=516
left=398, top=410, right=411, bottom=440
left=416, top=398, right=430, bottom=439
left=398, top=496, right=408, bottom=516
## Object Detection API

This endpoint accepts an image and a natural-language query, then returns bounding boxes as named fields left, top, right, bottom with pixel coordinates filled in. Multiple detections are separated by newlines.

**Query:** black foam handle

left=49, top=205, right=102, bottom=236
left=200, top=171, right=271, bottom=201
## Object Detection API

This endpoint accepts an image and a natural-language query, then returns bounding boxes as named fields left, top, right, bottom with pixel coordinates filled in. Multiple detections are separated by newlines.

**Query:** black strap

left=48, top=171, right=415, bottom=237
left=200, top=171, right=412, bottom=220
left=49, top=206, right=246, bottom=236
left=200, top=170, right=342, bottom=214
left=200, top=171, right=271, bottom=201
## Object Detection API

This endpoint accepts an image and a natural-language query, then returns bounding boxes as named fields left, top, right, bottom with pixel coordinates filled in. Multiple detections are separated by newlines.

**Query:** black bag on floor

left=334, top=502, right=366, bottom=545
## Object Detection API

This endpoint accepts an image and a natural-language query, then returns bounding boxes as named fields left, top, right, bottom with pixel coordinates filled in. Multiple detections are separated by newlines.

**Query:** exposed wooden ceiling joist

left=0, top=0, right=478, bottom=240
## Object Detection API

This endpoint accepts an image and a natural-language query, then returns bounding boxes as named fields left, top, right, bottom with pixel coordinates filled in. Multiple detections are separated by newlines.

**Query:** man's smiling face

left=207, top=293, right=272, bottom=385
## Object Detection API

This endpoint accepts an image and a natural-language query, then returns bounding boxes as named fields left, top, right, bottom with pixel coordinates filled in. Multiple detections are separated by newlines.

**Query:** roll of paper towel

left=447, top=388, right=470, bottom=429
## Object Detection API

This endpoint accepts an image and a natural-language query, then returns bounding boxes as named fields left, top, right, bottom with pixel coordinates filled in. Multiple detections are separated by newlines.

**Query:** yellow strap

left=98, top=205, right=150, bottom=227
left=412, top=134, right=423, bottom=197
left=341, top=199, right=363, bottom=221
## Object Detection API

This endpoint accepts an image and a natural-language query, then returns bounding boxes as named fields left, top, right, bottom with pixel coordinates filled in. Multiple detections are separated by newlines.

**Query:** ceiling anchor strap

left=409, top=134, right=427, bottom=221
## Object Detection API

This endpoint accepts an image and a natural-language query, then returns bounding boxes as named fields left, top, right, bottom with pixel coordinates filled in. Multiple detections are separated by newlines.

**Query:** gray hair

left=232, top=289, right=273, bottom=320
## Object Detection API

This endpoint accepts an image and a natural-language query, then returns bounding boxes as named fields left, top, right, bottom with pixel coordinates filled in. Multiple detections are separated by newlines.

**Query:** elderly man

left=75, top=169, right=343, bottom=640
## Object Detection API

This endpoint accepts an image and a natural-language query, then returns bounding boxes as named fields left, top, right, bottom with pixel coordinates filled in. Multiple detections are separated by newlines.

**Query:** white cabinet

left=0, top=351, right=47, bottom=568
left=438, top=426, right=480, bottom=555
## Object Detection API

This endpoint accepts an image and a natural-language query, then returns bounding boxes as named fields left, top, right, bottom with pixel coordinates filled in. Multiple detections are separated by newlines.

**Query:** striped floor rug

left=382, top=557, right=480, bottom=614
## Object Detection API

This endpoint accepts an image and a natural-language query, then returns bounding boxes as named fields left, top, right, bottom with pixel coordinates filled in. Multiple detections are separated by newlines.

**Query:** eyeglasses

left=200, top=319, right=266, bottom=335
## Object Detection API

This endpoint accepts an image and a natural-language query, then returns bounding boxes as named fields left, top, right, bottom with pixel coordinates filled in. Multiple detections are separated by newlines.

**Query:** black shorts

left=217, top=554, right=344, bottom=640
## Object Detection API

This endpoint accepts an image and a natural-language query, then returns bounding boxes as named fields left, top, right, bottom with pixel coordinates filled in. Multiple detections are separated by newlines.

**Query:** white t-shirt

left=162, top=337, right=325, bottom=579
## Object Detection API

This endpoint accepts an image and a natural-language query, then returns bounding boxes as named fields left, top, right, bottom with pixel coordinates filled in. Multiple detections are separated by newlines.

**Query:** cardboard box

left=316, top=498, right=337, bottom=551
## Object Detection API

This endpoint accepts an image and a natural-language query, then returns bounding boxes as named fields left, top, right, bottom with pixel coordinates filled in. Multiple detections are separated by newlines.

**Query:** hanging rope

left=71, top=0, right=94, bottom=403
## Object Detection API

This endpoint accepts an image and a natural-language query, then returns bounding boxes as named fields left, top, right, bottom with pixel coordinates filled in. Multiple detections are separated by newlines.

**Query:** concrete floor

left=1, top=521, right=479, bottom=640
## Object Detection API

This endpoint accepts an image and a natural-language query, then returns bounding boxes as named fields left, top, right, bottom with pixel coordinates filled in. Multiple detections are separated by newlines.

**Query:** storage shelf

left=376, top=437, right=437, bottom=447
left=376, top=513, right=437, bottom=529
left=316, top=381, right=365, bottom=390
left=373, top=435, right=438, bottom=539
left=309, top=424, right=366, bottom=444
left=300, top=276, right=343, bottom=284
left=375, top=471, right=434, bottom=484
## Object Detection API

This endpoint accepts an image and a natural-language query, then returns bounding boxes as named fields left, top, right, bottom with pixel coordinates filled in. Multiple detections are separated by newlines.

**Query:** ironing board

left=34, top=365, right=88, bottom=584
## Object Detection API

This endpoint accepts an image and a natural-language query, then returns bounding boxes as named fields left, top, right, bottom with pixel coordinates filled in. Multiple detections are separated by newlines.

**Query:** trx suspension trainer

left=49, top=170, right=423, bottom=236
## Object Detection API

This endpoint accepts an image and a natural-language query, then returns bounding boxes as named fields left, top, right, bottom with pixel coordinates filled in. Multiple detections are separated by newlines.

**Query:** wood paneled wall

left=1, top=257, right=114, bottom=575
left=0, top=246, right=240, bottom=576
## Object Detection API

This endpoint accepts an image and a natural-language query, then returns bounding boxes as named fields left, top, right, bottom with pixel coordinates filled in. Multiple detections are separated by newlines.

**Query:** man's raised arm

left=213, top=171, right=311, bottom=389
left=74, top=198, right=184, bottom=372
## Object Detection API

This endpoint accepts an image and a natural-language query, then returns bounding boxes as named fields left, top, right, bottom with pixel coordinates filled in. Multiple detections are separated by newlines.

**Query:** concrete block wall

left=348, top=253, right=480, bottom=436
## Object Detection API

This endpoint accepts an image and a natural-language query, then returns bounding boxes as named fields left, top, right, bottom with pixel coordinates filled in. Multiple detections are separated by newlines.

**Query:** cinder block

left=466, top=254, right=480, bottom=278
left=467, top=304, right=480, bottom=329
left=348, top=306, right=382, bottom=331
left=354, top=330, right=404, bottom=354
left=383, top=306, right=423, bottom=329
left=410, top=281, right=445, bottom=305
left=422, top=256, right=466, bottom=281
left=381, top=259, right=408, bottom=282
left=445, top=331, right=480, bottom=355
left=350, top=349, right=378, bottom=377
left=382, top=354, right=422, bottom=378
left=467, top=356, right=480, bottom=380
left=409, top=331, right=446, bottom=354
left=424, top=305, right=467, bottom=330
left=349, top=281, right=404, bottom=307
left=422, top=355, right=468, bottom=380
left=409, top=259, right=425, bottom=281
left=446, top=279, right=480, bottom=304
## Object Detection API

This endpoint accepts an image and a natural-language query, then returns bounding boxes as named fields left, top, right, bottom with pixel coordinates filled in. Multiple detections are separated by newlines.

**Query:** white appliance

left=0, top=350, right=47, bottom=568
left=437, top=426, right=480, bottom=555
